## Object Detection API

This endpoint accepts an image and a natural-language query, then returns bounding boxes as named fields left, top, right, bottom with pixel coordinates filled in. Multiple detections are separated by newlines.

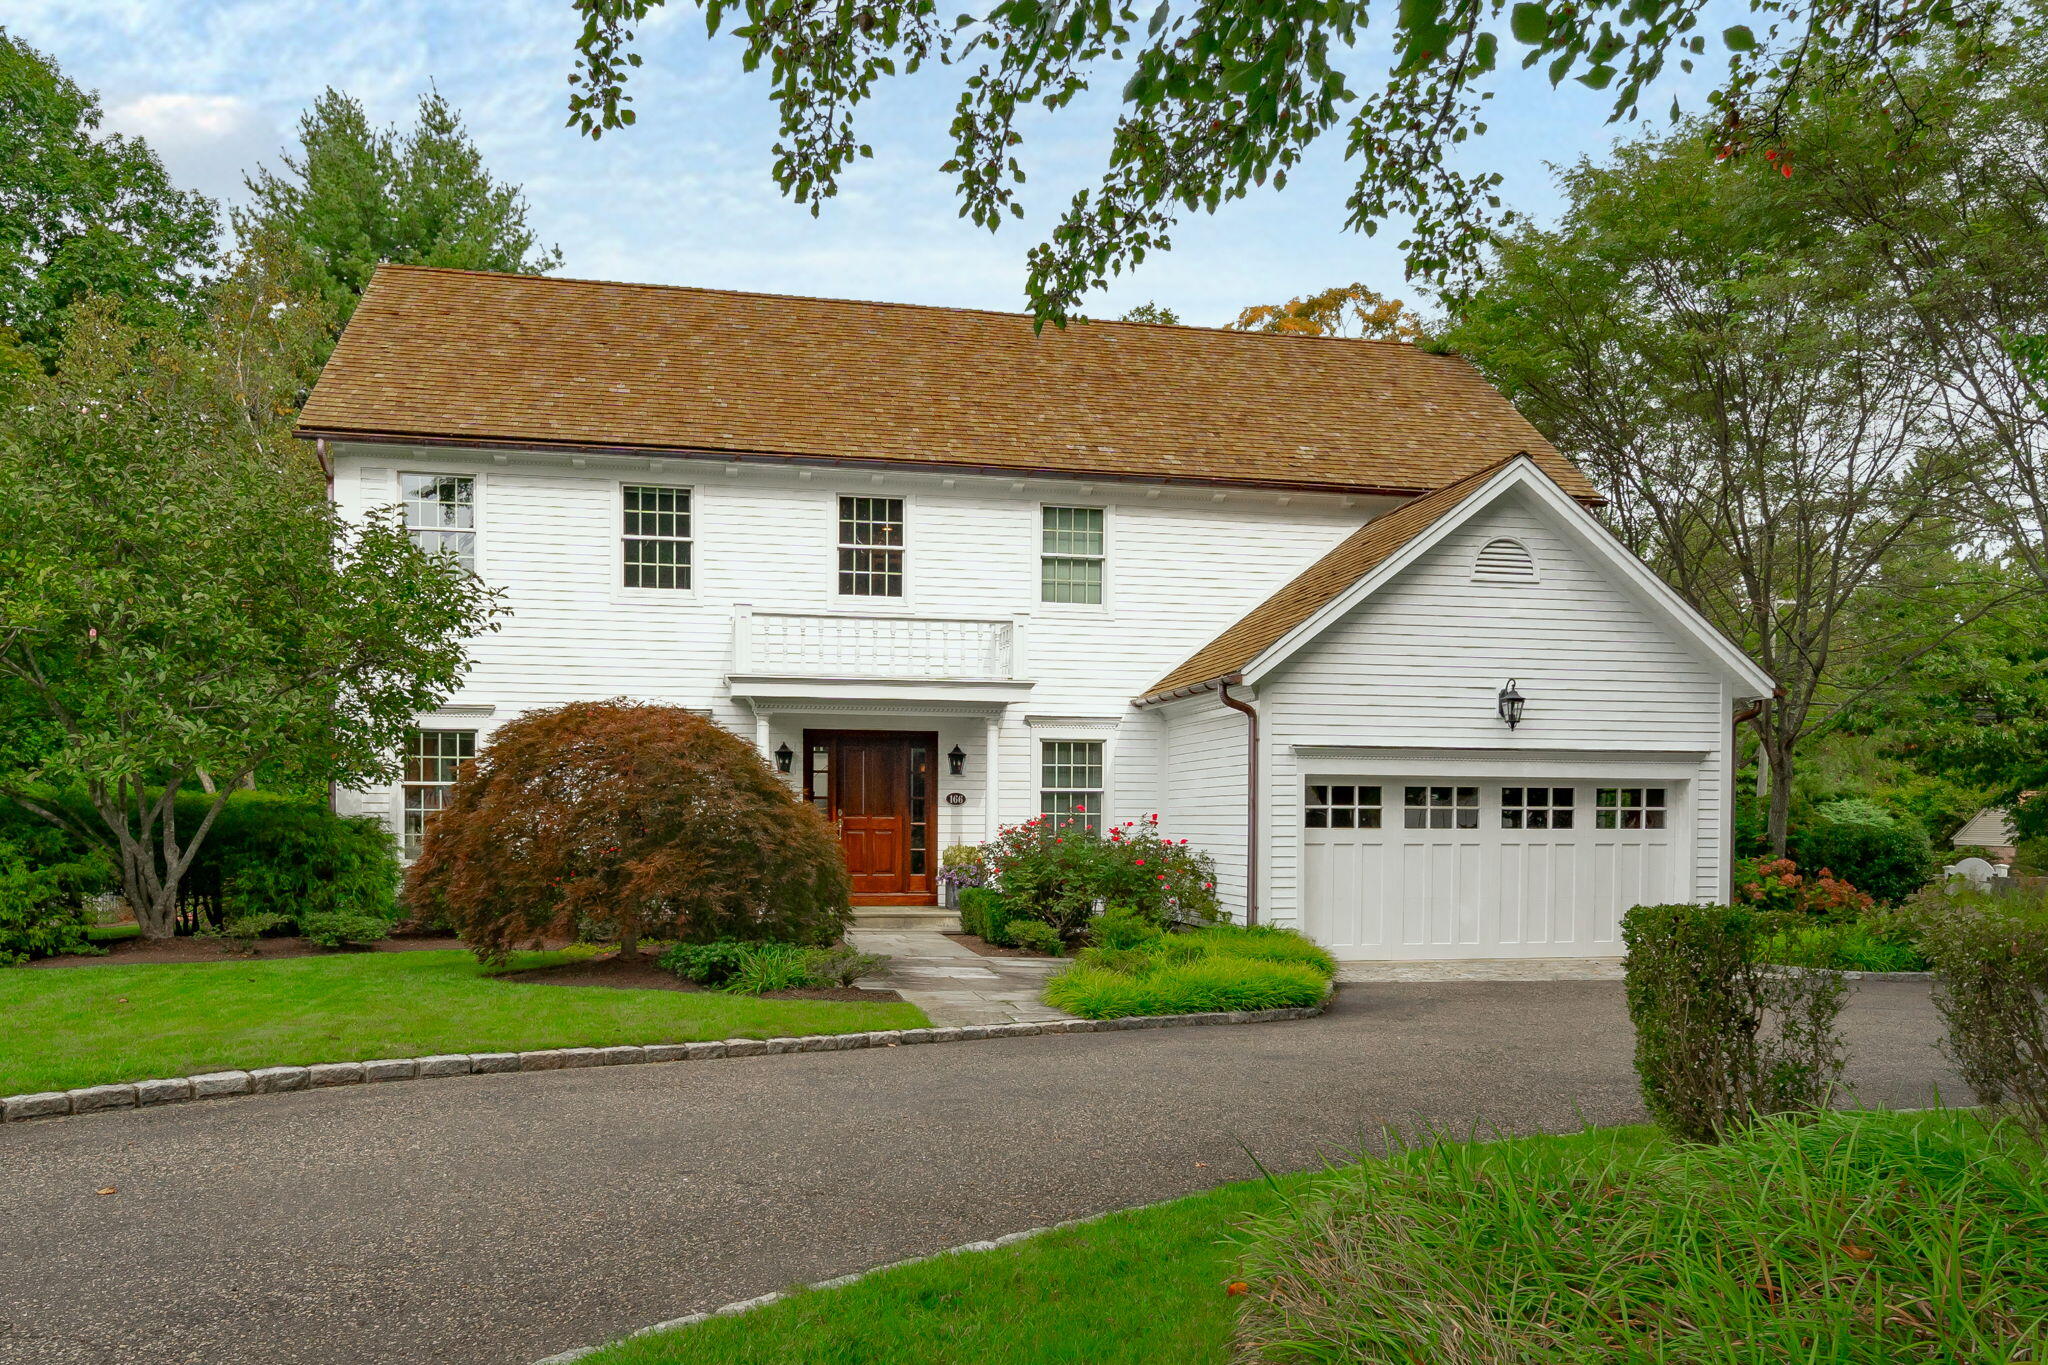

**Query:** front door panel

left=804, top=731, right=938, bottom=905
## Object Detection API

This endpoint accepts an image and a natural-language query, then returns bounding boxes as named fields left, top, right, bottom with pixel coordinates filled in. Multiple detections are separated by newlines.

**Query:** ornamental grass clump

left=1623, top=902, right=1847, bottom=1143
left=1233, top=1111, right=2048, bottom=1364
left=1047, top=923, right=1333, bottom=1017
left=406, top=700, right=850, bottom=963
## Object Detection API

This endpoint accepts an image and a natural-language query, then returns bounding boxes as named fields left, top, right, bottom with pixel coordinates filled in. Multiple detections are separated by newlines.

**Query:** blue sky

left=10, top=0, right=1710, bottom=325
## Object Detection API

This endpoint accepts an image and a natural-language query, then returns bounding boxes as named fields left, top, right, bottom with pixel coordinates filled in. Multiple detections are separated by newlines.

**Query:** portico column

left=984, top=713, right=1002, bottom=841
left=754, top=709, right=772, bottom=763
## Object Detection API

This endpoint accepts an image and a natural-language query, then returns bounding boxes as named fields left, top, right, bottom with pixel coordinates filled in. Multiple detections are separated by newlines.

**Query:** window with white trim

left=401, top=473, right=476, bottom=571
left=622, top=485, right=691, bottom=590
left=1596, top=787, right=1667, bottom=830
left=402, top=729, right=475, bottom=858
left=837, top=496, right=904, bottom=596
left=1404, top=785, right=1479, bottom=829
left=1305, top=784, right=1383, bottom=829
left=1040, top=740, right=1103, bottom=834
left=1501, top=786, right=1575, bottom=830
left=1041, top=506, right=1104, bottom=604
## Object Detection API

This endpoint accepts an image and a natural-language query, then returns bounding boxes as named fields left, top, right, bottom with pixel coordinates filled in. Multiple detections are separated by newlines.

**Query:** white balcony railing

left=731, top=606, right=1025, bottom=681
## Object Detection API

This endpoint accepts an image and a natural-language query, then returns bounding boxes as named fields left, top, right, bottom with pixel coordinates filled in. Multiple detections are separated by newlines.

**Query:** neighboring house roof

left=1953, top=806, right=2021, bottom=849
left=1139, top=454, right=1775, bottom=703
left=295, top=265, right=1599, bottom=500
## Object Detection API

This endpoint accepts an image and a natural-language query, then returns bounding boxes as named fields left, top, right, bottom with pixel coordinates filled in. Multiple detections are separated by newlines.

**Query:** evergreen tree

left=237, top=87, right=561, bottom=326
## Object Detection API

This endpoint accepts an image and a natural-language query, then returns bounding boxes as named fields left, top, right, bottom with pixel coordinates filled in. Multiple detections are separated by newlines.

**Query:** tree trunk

left=618, top=920, right=640, bottom=961
left=1765, top=737, right=1796, bottom=858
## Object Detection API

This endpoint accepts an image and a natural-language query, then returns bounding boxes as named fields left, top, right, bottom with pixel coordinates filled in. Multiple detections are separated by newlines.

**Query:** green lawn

left=0, top=950, right=927, bottom=1093
left=580, top=1112, right=2041, bottom=1365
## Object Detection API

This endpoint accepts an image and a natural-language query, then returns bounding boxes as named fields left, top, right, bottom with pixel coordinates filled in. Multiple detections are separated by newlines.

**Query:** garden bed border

left=0, top=1002, right=1326, bottom=1124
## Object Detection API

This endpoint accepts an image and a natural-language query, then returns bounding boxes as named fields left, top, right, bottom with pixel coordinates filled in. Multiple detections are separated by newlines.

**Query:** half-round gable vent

left=1472, top=537, right=1538, bottom=582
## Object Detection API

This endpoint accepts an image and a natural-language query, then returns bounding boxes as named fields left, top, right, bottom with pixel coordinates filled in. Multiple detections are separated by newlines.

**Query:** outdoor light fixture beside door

left=1497, top=680, right=1527, bottom=730
left=948, top=745, right=967, bottom=776
left=774, top=742, right=794, bottom=774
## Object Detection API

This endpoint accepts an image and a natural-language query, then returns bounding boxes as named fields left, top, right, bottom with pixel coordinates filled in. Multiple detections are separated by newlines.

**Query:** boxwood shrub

left=956, top=886, right=1017, bottom=944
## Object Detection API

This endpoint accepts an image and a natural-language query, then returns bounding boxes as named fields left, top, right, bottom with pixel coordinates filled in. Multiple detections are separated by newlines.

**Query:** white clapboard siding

left=333, top=446, right=1387, bottom=838
left=1157, top=695, right=1251, bottom=919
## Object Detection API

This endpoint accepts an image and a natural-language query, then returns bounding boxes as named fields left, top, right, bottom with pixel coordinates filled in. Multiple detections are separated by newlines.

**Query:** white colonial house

left=298, top=264, right=1773, bottom=960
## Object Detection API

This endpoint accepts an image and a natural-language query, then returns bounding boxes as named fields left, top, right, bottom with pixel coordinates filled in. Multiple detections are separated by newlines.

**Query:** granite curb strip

left=530, top=1207, right=1133, bottom=1364
left=0, top=1004, right=1325, bottom=1125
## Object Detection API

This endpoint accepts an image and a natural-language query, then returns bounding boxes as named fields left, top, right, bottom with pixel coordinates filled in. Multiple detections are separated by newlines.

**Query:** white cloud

left=102, top=93, right=278, bottom=204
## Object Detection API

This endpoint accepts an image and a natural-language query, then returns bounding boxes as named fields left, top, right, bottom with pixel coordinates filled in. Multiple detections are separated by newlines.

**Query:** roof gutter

left=1217, top=677, right=1260, bottom=928
left=291, top=427, right=1609, bottom=506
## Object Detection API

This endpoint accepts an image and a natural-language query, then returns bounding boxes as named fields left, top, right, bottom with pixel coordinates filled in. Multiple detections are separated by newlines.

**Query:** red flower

left=1134, top=858, right=1145, bottom=866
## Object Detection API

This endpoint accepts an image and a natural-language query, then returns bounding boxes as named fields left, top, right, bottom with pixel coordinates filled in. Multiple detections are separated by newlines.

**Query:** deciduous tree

left=1446, top=127, right=2007, bottom=854
left=0, top=31, right=218, bottom=364
left=561, top=0, right=2003, bottom=320
left=1231, top=283, right=1424, bottom=340
left=0, top=256, right=501, bottom=938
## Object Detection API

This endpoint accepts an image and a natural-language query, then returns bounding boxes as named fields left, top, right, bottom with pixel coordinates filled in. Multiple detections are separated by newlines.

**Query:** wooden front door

left=804, top=730, right=937, bottom=905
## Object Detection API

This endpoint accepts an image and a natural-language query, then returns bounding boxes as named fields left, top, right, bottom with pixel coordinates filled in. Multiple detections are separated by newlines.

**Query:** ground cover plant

left=1044, top=924, right=1335, bottom=1019
left=1755, top=919, right=1930, bottom=972
left=406, top=701, right=850, bottom=960
left=656, top=940, right=881, bottom=994
left=574, top=1112, right=2036, bottom=1365
left=0, top=950, right=924, bottom=1094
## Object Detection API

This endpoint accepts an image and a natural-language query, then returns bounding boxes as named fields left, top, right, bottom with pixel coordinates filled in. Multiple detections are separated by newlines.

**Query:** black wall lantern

left=1497, top=679, right=1526, bottom=730
left=948, top=744, right=967, bottom=776
left=774, top=742, right=793, bottom=774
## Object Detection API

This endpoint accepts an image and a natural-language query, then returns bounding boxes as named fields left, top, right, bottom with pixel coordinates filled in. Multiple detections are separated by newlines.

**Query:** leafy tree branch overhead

left=564, top=0, right=2000, bottom=321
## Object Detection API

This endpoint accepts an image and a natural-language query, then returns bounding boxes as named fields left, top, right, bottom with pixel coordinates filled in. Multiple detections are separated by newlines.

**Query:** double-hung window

left=402, top=729, right=475, bottom=859
left=1040, top=740, right=1104, bottom=834
left=622, top=485, right=691, bottom=590
left=400, top=473, right=476, bottom=571
left=837, top=496, right=904, bottom=597
left=1041, top=506, right=1105, bottom=604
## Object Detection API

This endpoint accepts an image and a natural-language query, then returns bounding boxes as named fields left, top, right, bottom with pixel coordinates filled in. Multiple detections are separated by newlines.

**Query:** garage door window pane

left=1502, top=786, right=1574, bottom=830
left=1596, top=787, right=1667, bottom=830
left=1405, top=785, right=1477, bottom=830
left=1306, top=783, right=1381, bottom=829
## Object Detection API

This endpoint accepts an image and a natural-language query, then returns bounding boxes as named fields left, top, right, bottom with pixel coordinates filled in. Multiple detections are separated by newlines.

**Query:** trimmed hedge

left=1623, top=903, right=1848, bottom=1143
left=957, top=886, right=1017, bottom=944
left=1914, top=884, right=2048, bottom=1140
left=1044, top=956, right=1328, bottom=1018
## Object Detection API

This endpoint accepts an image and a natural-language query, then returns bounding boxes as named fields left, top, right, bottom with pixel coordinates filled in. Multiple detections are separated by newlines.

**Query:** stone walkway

left=847, top=928, right=1073, bottom=1026
left=1336, top=957, right=1626, bottom=983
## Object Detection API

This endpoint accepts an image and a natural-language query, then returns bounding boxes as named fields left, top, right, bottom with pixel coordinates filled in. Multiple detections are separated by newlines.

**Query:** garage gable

left=1235, top=457, right=1772, bottom=698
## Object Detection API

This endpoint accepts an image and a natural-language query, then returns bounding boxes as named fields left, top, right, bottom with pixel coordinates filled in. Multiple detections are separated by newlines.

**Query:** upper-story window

left=401, top=473, right=475, bottom=571
left=1041, top=506, right=1105, bottom=604
left=838, top=496, right=904, bottom=597
left=623, top=485, right=691, bottom=590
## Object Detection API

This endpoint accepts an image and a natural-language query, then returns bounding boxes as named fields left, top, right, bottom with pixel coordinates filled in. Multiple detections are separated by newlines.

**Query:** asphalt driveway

left=0, top=979, right=1960, bottom=1365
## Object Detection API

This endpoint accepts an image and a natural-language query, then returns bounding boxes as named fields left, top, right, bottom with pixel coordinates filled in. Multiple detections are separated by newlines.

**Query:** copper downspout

left=1217, top=678, right=1259, bottom=928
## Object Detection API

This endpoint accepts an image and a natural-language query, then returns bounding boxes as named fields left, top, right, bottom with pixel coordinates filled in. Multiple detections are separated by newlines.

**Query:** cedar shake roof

left=1141, top=456, right=1521, bottom=701
left=297, top=265, right=1598, bottom=499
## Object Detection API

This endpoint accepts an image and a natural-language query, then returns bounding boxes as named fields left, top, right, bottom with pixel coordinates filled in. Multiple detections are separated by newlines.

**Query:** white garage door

left=1302, top=780, right=1683, bottom=960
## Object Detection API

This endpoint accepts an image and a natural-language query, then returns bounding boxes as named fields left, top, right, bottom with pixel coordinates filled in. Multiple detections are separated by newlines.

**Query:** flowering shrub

left=975, top=809, right=1219, bottom=937
left=938, top=843, right=990, bottom=892
left=1733, top=857, right=1874, bottom=922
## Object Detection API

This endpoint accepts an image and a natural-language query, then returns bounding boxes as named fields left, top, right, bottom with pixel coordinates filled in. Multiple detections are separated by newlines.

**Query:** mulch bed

left=498, top=950, right=907, bottom=1003
left=28, top=933, right=469, bottom=969
left=945, top=931, right=1060, bottom=960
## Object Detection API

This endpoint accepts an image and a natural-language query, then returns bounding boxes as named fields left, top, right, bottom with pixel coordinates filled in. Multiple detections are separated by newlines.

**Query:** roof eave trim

left=1132, top=674, right=1242, bottom=709
left=292, top=427, right=1609, bottom=505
